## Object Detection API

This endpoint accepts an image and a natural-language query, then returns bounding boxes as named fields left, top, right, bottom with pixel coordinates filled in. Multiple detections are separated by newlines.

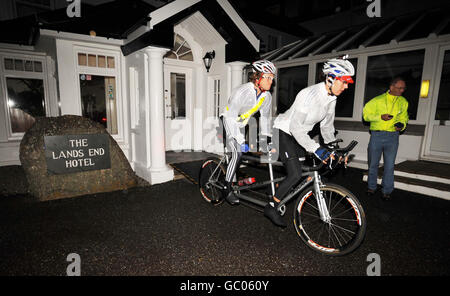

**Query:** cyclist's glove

left=240, top=143, right=250, bottom=153
left=314, top=147, right=333, bottom=162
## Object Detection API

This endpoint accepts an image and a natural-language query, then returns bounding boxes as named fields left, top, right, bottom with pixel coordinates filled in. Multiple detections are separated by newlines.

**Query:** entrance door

left=423, top=46, right=450, bottom=162
left=79, top=74, right=118, bottom=135
left=163, top=65, right=192, bottom=151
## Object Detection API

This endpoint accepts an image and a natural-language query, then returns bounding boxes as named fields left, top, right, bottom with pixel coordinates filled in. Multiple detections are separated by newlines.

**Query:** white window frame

left=207, top=75, right=222, bottom=119
left=129, top=67, right=140, bottom=130
left=0, top=51, right=50, bottom=141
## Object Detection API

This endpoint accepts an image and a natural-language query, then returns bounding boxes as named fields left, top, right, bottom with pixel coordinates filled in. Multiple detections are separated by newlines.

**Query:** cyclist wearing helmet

left=264, top=56, right=355, bottom=227
left=220, top=59, right=276, bottom=205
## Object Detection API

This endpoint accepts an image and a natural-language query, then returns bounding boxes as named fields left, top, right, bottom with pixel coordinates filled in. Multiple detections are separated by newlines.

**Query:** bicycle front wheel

left=198, top=157, right=226, bottom=206
left=293, top=183, right=366, bottom=256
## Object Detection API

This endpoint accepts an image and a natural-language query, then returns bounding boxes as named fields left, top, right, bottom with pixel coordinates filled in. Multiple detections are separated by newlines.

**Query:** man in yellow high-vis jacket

left=363, top=77, right=409, bottom=200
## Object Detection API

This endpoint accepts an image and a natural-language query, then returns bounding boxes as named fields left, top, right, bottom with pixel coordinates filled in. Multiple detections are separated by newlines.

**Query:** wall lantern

left=203, top=50, right=215, bottom=72
left=420, top=80, right=430, bottom=98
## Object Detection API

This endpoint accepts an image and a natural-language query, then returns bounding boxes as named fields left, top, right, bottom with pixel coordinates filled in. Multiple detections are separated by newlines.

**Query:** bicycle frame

left=213, top=150, right=331, bottom=222
left=201, top=139, right=364, bottom=255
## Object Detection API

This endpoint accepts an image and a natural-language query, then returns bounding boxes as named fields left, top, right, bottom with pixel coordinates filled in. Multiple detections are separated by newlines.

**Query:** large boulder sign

left=20, top=115, right=138, bottom=201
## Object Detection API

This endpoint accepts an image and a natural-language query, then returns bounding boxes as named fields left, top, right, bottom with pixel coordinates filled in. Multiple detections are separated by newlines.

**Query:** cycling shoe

left=264, top=203, right=287, bottom=228
left=225, top=191, right=239, bottom=205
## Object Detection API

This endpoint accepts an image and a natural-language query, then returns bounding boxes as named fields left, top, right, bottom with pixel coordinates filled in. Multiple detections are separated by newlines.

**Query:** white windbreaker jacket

left=273, top=82, right=337, bottom=153
left=221, top=82, right=272, bottom=144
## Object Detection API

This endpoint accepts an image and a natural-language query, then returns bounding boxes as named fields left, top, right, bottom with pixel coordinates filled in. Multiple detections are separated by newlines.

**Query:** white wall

left=337, top=130, right=423, bottom=170
left=55, top=38, right=130, bottom=159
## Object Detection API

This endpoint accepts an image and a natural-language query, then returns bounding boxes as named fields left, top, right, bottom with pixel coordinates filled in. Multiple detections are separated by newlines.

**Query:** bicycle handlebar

left=242, top=139, right=358, bottom=171
left=303, top=140, right=358, bottom=172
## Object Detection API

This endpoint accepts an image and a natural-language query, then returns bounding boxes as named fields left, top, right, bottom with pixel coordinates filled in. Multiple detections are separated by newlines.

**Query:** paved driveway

left=0, top=167, right=448, bottom=278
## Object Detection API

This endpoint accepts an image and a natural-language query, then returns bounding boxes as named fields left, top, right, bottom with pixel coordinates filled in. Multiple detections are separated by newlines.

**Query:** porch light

left=203, top=50, right=215, bottom=73
left=420, top=80, right=430, bottom=98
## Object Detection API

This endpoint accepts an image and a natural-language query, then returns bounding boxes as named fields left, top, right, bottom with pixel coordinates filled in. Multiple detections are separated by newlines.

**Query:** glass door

left=423, top=47, right=450, bottom=162
left=79, top=74, right=118, bottom=134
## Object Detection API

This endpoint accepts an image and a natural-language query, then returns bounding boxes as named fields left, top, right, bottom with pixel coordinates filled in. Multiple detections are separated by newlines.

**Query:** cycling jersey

left=273, top=82, right=337, bottom=153
left=221, top=82, right=272, bottom=145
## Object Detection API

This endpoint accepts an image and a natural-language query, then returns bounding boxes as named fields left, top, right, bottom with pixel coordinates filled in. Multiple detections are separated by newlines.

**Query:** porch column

left=228, top=61, right=248, bottom=90
left=144, top=46, right=174, bottom=184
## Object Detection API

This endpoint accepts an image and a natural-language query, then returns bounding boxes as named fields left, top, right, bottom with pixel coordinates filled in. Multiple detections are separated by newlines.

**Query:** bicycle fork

left=313, top=171, right=331, bottom=223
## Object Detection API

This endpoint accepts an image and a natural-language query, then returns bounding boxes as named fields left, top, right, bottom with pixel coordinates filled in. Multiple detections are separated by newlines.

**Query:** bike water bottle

left=238, top=177, right=256, bottom=186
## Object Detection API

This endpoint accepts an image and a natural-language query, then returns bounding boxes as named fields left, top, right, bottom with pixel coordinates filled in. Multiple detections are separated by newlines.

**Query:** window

left=364, top=50, right=425, bottom=120
left=435, top=50, right=450, bottom=121
left=6, top=77, right=45, bottom=133
left=4, top=57, right=42, bottom=72
left=164, top=34, right=193, bottom=61
left=213, top=79, right=221, bottom=118
left=77, top=53, right=115, bottom=68
left=316, top=58, right=358, bottom=118
left=169, top=73, right=186, bottom=119
left=129, top=67, right=140, bottom=129
left=276, top=65, right=309, bottom=114
left=2, top=56, right=47, bottom=135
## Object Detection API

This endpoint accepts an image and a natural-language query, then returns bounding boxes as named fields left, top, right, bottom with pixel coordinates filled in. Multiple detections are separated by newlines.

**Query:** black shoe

left=225, top=191, right=239, bottom=205
left=367, top=188, right=376, bottom=196
left=381, top=193, right=391, bottom=201
left=264, top=203, right=287, bottom=228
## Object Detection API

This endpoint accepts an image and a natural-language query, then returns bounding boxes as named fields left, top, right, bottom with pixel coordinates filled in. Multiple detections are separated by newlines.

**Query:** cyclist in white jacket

left=264, top=56, right=355, bottom=227
left=220, top=60, right=276, bottom=205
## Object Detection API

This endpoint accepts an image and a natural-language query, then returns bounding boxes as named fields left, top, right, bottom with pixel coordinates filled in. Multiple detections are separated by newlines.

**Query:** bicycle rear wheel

left=293, top=183, right=366, bottom=256
left=198, top=157, right=226, bottom=206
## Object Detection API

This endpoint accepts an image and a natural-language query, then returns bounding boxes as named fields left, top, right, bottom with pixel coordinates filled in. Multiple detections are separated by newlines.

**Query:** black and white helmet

left=252, top=60, right=276, bottom=75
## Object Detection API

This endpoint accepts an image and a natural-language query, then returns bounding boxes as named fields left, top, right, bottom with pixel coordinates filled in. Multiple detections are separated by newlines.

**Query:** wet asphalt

left=0, top=165, right=449, bottom=278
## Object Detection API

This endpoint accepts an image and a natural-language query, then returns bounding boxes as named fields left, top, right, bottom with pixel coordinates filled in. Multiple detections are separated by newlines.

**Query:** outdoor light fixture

left=203, top=50, right=215, bottom=72
left=420, top=80, right=430, bottom=98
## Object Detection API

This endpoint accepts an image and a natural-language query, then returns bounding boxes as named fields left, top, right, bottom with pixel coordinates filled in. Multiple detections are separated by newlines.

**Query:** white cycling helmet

left=252, top=59, right=276, bottom=75
left=323, top=55, right=355, bottom=84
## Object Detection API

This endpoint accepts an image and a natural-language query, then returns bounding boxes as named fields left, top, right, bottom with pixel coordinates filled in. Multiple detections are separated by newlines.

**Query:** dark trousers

left=274, top=129, right=306, bottom=200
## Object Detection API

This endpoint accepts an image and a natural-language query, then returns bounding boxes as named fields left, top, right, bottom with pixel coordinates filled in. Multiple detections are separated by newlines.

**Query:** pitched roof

left=0, top=0, right=260, bottom=62
left=121, top=0, right=260, bottom=62
left=0, top=0, right=155, bottom=45
left=263, top=5, right=450, bottom=62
